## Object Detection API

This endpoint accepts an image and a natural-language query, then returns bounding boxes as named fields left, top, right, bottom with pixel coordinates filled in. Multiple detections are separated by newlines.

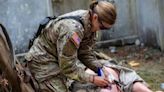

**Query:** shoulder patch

left=70, top=32, right=81, bottom=48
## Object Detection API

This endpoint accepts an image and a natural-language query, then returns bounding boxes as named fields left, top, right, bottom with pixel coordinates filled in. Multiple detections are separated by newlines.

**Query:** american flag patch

left=70, top=32, right=81, bottom=47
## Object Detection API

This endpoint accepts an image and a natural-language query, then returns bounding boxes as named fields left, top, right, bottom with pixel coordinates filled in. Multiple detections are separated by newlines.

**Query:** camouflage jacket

left=25, top=10, right=103, bottom=83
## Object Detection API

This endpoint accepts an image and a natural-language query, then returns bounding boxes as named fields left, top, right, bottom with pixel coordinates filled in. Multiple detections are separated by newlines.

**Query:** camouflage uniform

left=25, top=10, right=103, bottom=92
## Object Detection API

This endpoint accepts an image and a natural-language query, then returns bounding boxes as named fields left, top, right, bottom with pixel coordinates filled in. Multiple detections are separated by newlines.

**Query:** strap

left=57, top=16, right=84, bottom=28
left=28, top=16, right=84, bottom=49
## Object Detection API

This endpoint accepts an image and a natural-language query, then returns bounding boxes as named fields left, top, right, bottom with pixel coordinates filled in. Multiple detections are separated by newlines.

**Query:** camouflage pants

left=70, top=81, right=100, bottom=92
left=38, top=75, right=69, bottom=92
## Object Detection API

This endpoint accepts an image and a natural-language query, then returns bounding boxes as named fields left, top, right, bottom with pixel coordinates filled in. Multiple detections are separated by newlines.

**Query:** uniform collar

left=81, top=11, right=93, bottom=35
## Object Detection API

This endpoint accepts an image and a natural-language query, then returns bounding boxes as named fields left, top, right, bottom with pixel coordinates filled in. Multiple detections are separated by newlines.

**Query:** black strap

left=28, top=16, right=84, bottom=49
left=57, top=16, right=84, bottom=27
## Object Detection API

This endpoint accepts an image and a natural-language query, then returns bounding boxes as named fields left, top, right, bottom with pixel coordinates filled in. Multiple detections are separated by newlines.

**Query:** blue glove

left=98, top=68, right=104, bottom=77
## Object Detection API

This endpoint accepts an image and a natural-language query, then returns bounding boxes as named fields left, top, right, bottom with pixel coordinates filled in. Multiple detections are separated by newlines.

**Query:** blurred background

left=0, top=0, right=164, bottom=53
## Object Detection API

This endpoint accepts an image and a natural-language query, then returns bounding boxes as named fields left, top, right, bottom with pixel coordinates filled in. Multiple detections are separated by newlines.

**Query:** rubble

left=128, top=61, right=140, bottom=67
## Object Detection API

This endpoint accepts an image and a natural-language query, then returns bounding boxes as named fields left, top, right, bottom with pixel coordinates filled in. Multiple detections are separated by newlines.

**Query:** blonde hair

left=90, top=1, right=117, bottom=25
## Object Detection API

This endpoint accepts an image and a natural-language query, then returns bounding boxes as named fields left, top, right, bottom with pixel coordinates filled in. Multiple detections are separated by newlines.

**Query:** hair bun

left=90, top=1, right=99, bottom=10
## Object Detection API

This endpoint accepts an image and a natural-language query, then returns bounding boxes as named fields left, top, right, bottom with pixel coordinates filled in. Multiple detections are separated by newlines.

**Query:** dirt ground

left=98, top=45, right=164, bottom=91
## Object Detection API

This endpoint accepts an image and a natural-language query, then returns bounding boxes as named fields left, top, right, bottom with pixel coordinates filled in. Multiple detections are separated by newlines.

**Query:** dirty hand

left=90, top=75, right=109, bottom=87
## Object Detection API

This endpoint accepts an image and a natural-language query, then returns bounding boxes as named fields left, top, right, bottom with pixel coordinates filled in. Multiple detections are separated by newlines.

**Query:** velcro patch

left=70, top=32, right=81, bottom=48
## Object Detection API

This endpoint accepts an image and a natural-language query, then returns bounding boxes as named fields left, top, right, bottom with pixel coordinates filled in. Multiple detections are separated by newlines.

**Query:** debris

left=140, top=43, right=145, bottom=48
left=127, top=54, right=133, bottom=59
left=109, top=46, right=116, bottom=53
left=144, top=53, right=153, bottom=60
left=135, top=39, right=140, bottom=46
left=128, top=61, right=140, bottom=67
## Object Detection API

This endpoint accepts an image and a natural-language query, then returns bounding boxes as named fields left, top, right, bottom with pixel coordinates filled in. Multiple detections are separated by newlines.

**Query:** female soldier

left=25, top=1, right=152, bottom=92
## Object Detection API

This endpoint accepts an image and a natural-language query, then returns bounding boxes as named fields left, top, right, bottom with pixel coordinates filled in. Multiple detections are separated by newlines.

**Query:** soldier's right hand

left=90, top=75, right=109, bottom=87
